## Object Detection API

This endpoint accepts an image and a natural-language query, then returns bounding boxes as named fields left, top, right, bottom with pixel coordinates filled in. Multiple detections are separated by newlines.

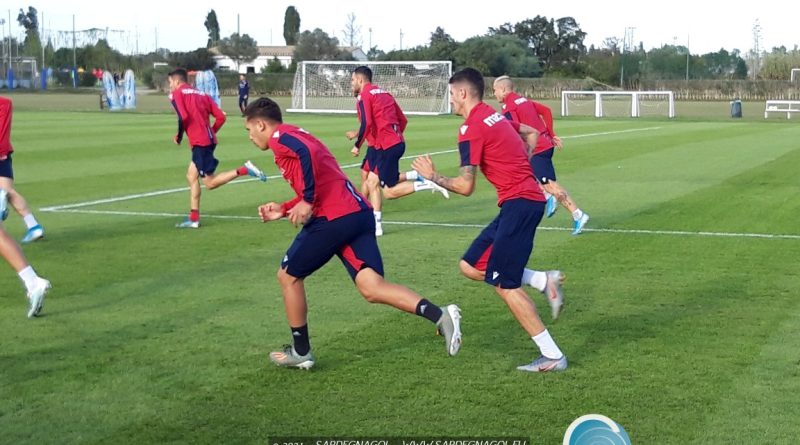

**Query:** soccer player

left=412, top=68, right=568, bottom=372
left=0, top=96, right=45, bottom=243
left=244, top=97, right=462, bottom=369
left=346, top=66, right=449, bottom=236
left=0, top=190, right=50, bottom=318
left=238, top=74, right=250, bottom=116
left=168, top=68, right=267, bottom=228
left=492, top=76, right=590, bottom=235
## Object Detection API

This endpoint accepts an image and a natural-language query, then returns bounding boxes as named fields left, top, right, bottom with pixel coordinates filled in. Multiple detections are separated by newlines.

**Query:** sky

left=2, top=0, right=796, bottom=56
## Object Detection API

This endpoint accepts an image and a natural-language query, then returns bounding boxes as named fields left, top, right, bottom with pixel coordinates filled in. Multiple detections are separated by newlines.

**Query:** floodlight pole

left=72, top=15, right=76, bottom=69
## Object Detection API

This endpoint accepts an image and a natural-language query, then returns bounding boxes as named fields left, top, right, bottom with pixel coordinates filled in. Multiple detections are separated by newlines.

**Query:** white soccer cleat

left=436, top=304, right=462, bottom=356
left=423, top=179, right=450, bottom=199
left=544, top=270, right=565, bottom=320
left=27, top=277, right=51, bottom=318
left=517, top=355, right=568, bottom=372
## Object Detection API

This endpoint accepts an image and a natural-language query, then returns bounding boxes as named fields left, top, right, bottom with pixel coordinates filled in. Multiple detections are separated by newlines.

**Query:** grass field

left=2, top=92, right=800, bottom=444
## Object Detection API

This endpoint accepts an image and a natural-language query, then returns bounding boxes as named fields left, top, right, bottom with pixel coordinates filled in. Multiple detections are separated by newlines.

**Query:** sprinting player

left=238, top=74, right=250, bottom=116
left=0, top=96, right=45, bottom=243
left=492, top=76, right=589, bottom=235
left=346, top=66, right=449, bottom=236
left=412, top=68, right=568, bottom=373
left=244, top=97, right=462, bottom=369
left=168, top=68, right=267, bottom=228
left=0, top=190, right=50, bottom=318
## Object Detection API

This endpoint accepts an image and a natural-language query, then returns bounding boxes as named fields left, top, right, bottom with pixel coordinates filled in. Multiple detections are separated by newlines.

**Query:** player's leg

left=336, top=210, right=461, bottom=356
left=532, top=149, right=588, bottom=234
left=177, top=160, right=202, bottom=228
left=239, top=97, right=246, bottom=115
left=379, top=143, right=449, bottom=200
left=0, top=158, right=43, bottom=242
left=0, top=223, right=50, bottom=318
left=196, top=145, right=266, bottom=190
left=543, top=180, right=589, bottom=234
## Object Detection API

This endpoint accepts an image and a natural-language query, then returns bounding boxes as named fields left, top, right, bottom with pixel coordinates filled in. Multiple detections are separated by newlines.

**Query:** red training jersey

left=354, top=83, right=408, bottom=150
left=0, top=96, right=13, bottom=158
left=458, top=102, right=545, bottom=206
left=169, top=83, right=226, bottom=147
left=501, top=92, right=556, bottom=155
left=270, top=124, right=371, bottom=221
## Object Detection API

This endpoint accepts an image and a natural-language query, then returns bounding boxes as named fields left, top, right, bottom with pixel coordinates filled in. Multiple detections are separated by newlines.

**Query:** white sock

left=532, top=329, right=563, bottom=359
left=23, top=214, right=39, bottom=229
left=405, top=170, right=419, bottom=181
left=572, top=209, right=584, bottom=221
left=413, top=180, right=434, bottom=192
left=374, top=211, right=382, bottom=223
left=521, top=268, right=547, bottom=292
left=18, top=266, right=39, bottom=292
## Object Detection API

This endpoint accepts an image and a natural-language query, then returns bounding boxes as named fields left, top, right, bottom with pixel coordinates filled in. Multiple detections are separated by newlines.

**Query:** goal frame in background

left=561, top=90, right=675, bottom=118
left=288, top=61, right=452, bottom=115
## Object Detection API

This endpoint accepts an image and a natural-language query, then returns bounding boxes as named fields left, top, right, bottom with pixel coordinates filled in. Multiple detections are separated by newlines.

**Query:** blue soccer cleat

left=572, top=213, right=590, bottom=235
left=21, top=224, right=44, bottom=243
left=175, top=219, right=200, bottom=229
left=245, top=160, right=267, bottom=182
left=0, top=189, right=8, bottom=221
left=545, top=195, right=557, bottom=218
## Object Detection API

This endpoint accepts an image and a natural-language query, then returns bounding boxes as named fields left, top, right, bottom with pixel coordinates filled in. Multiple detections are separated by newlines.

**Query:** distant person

left=0, top=190, right=50, bottom=318
left=0, top=96, right=45, bottom=243
left=238, top=74, right=250, bottom=116
left=493, top=76, right=590, bottom=235
left=244, top=97, right=462, bottom=369
left=167, top=68, right=267, bottom=228
left=346, top=66, right=449, bottom=236
left=412, top=68, right=568, bottom=372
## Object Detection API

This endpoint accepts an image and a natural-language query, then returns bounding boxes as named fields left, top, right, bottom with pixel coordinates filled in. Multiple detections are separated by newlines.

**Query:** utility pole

left=41, top=11, right=45, bottom=69
left=620, top=27, right=635, bottom=88
left=685, top=34, right=690, bottom=81
left=399, top=29, right=403, bottom=50
left=237, top=14, right=240, bottom=35
left=72, top=14, right=76, bottom=69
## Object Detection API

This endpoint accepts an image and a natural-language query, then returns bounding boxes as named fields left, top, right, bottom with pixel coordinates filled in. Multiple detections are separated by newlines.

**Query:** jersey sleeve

left=277, top=134, right=316, bottom=204
left=532, top=101, right=555, bottom=136
left=354, top=94, right=374, bottom=149
left=170, top=91, right=186, bottom=142
left=457, top=126, right=484, bottom=167
left=209, top=96, right=227, bottom=134
left=395, top=102, right=408, bottom=133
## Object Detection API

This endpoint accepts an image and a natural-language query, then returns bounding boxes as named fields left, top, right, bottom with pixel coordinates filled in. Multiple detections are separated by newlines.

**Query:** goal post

left=288, top=61, right=452, bottom=115
left=561, top=91, right=675, bottom=118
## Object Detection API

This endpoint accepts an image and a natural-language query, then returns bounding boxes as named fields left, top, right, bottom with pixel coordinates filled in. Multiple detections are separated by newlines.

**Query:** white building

left=212, top=46, right=367, bottom=74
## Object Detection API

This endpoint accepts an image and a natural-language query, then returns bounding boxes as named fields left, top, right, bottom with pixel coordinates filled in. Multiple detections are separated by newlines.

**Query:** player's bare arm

left=553, top=136, right=563, bottom=149
left=517, top=123, right=540, bottom=156
left=259, top=202, right=284, bottom=222
left=287, top=200, right=313, bottom=227
left=412, top=154, right=475, bottom=196
left=345, top=130, right=358, bottom=140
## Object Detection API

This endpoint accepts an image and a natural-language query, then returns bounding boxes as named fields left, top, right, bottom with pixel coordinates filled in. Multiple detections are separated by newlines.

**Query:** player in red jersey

left=0, top=190, right=50, bottom=318
left=346, top=66, right=449, bottom=236
left=493, top=76, right=590, bottom=235
left=0, top=96, right=45, bottom=243
left=244, top=97, right=462, bottom=369
left=413, top=68, right=568, bottom=373
left=167, top=68, right=267, bottom=228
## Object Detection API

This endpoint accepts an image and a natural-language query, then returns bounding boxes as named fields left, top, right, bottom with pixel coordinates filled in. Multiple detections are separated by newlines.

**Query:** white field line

left=40, top=209, right=800, bottom=240
left=39, top=127, right=662, bottom=213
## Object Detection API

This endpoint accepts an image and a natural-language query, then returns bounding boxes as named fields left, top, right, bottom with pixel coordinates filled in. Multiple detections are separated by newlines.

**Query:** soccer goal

left=288, top=61, right=452, bottom=115
left=561, top=91, right=675, bottom=118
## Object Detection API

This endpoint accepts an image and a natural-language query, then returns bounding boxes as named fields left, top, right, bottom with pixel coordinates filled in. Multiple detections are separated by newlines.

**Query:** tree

left=218, top=33, right=259, bottom=72
left=366, top=46, right=385, bottom=60
left=262, top=57, right=285, bottom=73
left=168, top=48, right=216, bottom=71
left=428, top=27, right=458, bottom=62
left=489, top=16, right=587, bottom=75
left=283, top=6, right=301, bottom=45
left=454, top=35, right=541, bottom=77
left=342, top=13, right=361, bottom=48
left=17, top=6, right=42, bottom=59
left=293, top=28, right=351, bottom=61
left=204, top=10, right=221, bottom=48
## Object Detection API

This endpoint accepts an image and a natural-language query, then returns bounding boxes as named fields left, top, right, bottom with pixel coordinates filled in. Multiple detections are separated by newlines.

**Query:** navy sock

left=415, top=299, right=443, bottom=324
left=291, top=325, right=310, bottom=356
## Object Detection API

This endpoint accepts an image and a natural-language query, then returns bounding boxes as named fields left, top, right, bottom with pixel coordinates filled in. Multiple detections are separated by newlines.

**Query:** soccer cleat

left=545, top=195, right=558, bottom=218
left=544, top=270, right=565, bottom=320
left=269, top=344, right=316, bottom=370
left=0, top=189, right=8, bottom=221
left=516, top=354, right=568, bottom=373
left=436, top=304, right=462, bottom=356
left=423, top=179, right=450, bottom=199
left=572, top=213, right=590, bottom=235
left=26, top=277, right=50, bottom=318
left=245, top=160, right=268, bottom=182
left=175, top=219, right=200, bottom=229
left=21, top=224, right=45, bottom=243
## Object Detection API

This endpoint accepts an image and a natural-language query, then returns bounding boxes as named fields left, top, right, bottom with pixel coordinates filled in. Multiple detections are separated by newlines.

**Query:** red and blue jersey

left=270, top=124, right=370, bottom=220
left=169, top=83, right=226, bottom=147
left=457, top=102, right=545, bottom=206
left=354, top=83, right=408, bottom=150
left=501, top=92, right=556, bottom=155
left=0, top=96, right=13, bottom=157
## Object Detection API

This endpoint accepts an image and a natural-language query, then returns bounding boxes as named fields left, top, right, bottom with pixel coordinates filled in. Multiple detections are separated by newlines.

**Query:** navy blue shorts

left=377, top=142, right=405, bottom=188
left=0, top=154, right=13, bottom=179
left=462, top=199, right=544, bottom=289
left=530, top=147, right=557, bottom=184
left=191, top=145, right=219, bottom=177
left=281, top=210, right=384, bottom=281
left=239, top=96, right=248, bottom=108
left=361, top=146, right=379, bottom=174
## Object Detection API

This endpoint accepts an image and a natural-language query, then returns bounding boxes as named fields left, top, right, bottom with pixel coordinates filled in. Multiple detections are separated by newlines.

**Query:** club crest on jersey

left=460, top=125, right=469, bottom=135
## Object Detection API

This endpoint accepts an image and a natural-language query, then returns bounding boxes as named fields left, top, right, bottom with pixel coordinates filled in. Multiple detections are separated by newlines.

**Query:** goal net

left=561, top=91, right=675, bottom=118
left=289, top=61, right=452, bottom=115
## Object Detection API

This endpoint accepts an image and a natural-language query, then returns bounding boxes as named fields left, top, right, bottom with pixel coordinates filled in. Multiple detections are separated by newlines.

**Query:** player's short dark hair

left=168, top=68, right=188, bottom=83
left=244, top=97, right=283, bottom=123
left=449, top=68, right=484, bottom=100
left=353, top=66, right=373, bottom=82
